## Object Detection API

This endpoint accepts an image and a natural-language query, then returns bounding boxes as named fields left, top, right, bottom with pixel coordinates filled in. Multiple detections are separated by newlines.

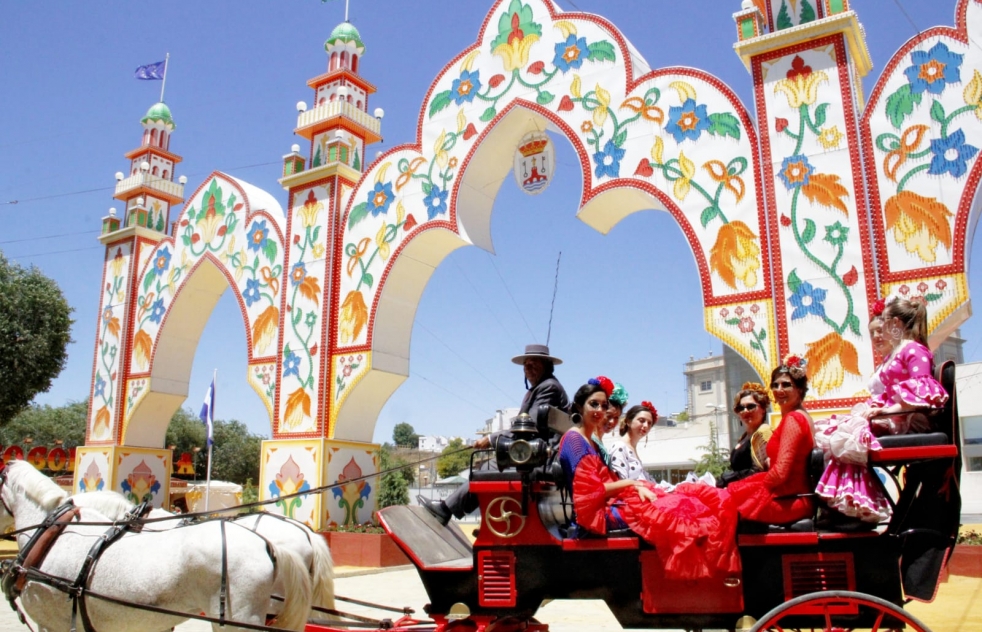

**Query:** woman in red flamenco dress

left=558, top=380, right=740, bottom=581
left=727, top=357, right=815, bottom=524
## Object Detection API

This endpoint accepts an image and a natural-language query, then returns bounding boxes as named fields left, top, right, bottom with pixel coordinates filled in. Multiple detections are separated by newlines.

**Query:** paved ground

left=2, top=536, right=980, bottom=631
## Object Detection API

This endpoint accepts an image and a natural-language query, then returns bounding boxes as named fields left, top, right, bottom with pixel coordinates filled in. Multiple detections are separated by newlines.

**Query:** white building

left=957, top=361, right=982, bottom=514
left=417, top=435, right=467, bottom=452
left=478, top=408, right=521, bottom=437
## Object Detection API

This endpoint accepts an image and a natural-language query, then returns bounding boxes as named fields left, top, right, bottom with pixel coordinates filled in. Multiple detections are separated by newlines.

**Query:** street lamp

left=705, top=403, right=726, bottom=450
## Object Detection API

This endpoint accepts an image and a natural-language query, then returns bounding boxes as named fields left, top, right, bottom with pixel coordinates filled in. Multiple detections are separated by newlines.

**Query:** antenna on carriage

left=546, top=251, right=562, bottom=346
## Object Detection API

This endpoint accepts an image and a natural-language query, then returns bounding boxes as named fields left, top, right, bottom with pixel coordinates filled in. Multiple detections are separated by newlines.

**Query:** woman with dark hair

left=727, top=357, right=815, bottom=524
left=603, top=381, right=629, bottom=436
left=717, top=382, right=771, bottom=488
left=558, top=382, right=740, bottom=580
left=609, top=402, right=656, bottom=481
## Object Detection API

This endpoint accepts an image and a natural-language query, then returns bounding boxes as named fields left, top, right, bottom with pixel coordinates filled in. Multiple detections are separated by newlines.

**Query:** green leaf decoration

left=725, top=318, right=741, bottom=326
left=312, top=226, right=321, bottom=243
left=185, top=205, right=196, bottom=222
left=930, top=100, right=946, bottom=124
left=700, top=206, right=719, bottom=228
left=397, top=158, right=410, bottom=173
left=776, top=0, right=793, bottom=30
left=143, top=271, right=155, bottom=292
left=727, top=156, right=748, bottom=176
left=429, top=90, right=453, bottom=118
left=536, top=91, right=555, bottom=105
left=361, top=272, right=374, bottom=288
left=799, top=0, right=816, bottom=24
left=759, top=328, right=767, bottom=340
left=292, top=309, right=302, bottom=326
left=587, top=41, right=616, bottom=63
left=708, top=112, right=741, bottom=140
left=814, top=103, right=829, bottom=128
left=421, top=181, right=433, bottom=195
left=802, top=218, right=816, bottom=244
left=924, top=292, right=943, bottom=302
left=885, top=84, right=921, bottom=129
left=181, top=234, right=191, bottom=247
left=750, top=340, right=762, bottom=351
left=480, top=106, right=497, bottom=122
left=347, top=202, right=369, bottom=229
left=491, top=0, right=543, bottom=50
left=612, top=128, right=627, bottom=147
left=787, top=269, right=802, bottom=293
left=226, top=214, right=238, bottom=234
left=846, top=313, right=861, bottom=336
left=283, top=343, right=292, bottom=359
left=263, top=239, right=278, bottom=263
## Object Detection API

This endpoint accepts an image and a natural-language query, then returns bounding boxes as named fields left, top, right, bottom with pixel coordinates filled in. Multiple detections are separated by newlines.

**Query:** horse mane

left=72, top=491, right=136, bottom=519
left=7, top=460, right=69, bottom=511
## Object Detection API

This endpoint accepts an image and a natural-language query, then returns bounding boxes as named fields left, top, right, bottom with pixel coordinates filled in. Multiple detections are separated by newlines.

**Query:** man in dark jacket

left=422, top=344, right=568, bottom=525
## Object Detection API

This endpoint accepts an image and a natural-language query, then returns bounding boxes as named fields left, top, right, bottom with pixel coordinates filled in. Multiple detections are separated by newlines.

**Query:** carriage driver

left=422, top=344, right=570, bottom=525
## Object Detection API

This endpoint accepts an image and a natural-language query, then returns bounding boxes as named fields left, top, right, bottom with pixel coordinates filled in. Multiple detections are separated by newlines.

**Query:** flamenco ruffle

left=885, top=377, right=948, bottom=408
left=816, top=462, right=891, bottom=523
left=618, top=483, right=740, bottom=580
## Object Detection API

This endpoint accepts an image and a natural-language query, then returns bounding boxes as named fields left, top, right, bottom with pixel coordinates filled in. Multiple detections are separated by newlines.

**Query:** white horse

left=70, top=489, right=336, bottom=617
left=0, top=461, right=312, bottom=631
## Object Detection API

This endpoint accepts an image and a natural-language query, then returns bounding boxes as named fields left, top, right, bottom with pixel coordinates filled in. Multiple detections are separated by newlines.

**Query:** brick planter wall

left=948, top=545, right=982, bottom=578
left=322, top=532, right=411, bottom=568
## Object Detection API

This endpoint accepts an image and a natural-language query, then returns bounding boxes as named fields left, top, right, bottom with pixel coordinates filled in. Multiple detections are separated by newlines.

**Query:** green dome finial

left=141, top=101, right=175, bottom=129
left=325, top=21, right=365, bottom=55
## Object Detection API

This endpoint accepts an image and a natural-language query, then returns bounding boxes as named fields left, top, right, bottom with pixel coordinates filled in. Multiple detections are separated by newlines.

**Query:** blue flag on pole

left=199, top=378, right=215, bottom=447
left=134, top=60, right=166, bottom=80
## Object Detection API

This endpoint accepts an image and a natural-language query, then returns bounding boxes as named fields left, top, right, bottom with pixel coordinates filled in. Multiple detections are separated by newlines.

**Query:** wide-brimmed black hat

left=511, top=344, right=562, bottom=365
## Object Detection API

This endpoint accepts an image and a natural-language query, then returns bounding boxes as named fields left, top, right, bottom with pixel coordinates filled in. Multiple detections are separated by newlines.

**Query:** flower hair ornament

left=871, top=298, right=886, bottom=318
left=609, top=382, right=629, bottom=408
left=641, top=400, right=658, bottom=420
left=588, top=375, right=615, bottom=397
left=779, top=353, right=808, bottom=379
left=741, top=381, right=769, bottom=399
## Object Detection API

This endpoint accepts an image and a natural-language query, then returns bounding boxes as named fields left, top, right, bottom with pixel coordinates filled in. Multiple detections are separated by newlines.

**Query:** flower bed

left=949, top=529, right=982, bottom=578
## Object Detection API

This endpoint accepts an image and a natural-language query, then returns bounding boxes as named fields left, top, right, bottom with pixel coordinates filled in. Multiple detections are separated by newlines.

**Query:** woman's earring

left=570, top=412, right=582, bottom=425
left=887, top=323, right=903, bottom=341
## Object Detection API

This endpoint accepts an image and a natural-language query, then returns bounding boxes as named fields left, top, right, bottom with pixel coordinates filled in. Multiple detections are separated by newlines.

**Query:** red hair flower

left=871, top=298, right=885, bottom=317
left=589, top=375, right=614, bottom=397
left=641, top=401, right=658, bottom=419
left=782, top=354, right=806, bottom=369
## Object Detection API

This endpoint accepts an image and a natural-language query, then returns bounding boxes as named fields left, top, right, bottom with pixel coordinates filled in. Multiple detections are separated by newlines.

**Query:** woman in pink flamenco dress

left=559, top=381, right=740, bottom=581
left=814, top=297, right=949, bottom=523
left=727, top=357, right=816, bottom=525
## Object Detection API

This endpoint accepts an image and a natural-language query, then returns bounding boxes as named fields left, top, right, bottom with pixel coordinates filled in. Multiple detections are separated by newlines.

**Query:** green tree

left=0, top=400, right=87, bottom=447
left=692, top=420, right=729, bottom=478
left=392, top=422, right=419, bottom=448
left=376, top=444, right=409, bottom=509
left=0, top=253, right=74, bottom=425
left=436, top=438, right=473, bottom=478
left=676, top=411, right=689, bottom=422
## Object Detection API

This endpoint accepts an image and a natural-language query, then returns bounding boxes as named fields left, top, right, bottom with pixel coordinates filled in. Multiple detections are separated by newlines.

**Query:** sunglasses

left=770, top=381, right=795, bottom=391
left=586, top=399, right=609, bottom=410
left=734, top=403, right=759, bottom=413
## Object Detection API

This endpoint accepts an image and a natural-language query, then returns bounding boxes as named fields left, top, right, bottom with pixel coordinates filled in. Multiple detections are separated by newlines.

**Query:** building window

left=700, top=380, right=713, bottom=392
left=963, top=415, right=982, bottom=471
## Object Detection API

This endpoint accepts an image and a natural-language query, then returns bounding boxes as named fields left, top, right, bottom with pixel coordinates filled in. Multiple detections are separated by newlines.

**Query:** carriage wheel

left=750, top=590, right=931, bottom=632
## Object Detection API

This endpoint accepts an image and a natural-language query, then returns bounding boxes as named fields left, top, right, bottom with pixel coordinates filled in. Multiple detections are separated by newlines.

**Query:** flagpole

left=160, top=53, right=170, bottom=103
left=204, top=368, right=215, bottom=512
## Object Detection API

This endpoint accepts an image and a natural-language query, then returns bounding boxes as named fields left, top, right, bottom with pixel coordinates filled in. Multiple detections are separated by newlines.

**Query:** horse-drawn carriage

left=0, top=363, right=963, bottom=632
left=363, top=360, right=963, bottom=632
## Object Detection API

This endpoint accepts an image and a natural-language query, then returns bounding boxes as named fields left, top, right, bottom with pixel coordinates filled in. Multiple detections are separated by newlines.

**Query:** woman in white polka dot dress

left=608, top=402, right=656, bottom=481
left=814, top=296, right=949, bottom=523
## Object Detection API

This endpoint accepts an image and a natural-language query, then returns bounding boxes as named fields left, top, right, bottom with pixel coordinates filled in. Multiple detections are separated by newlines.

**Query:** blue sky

left=2, top=0, right=979, bottom=445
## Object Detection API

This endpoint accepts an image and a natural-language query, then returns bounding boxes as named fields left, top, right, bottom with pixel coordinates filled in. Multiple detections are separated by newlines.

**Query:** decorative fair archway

left=79, top=0, right=982, bottom=530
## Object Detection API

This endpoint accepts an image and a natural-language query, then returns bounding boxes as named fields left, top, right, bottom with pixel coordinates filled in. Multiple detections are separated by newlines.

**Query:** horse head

left=0, top=460, right=69, bottom=531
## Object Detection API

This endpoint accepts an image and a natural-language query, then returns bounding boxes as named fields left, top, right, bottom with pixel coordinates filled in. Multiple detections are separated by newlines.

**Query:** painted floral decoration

left=331, top=457, right=372, bottom=526
left=269, top=456, right=311, bottom=520
left=121, top=460, right=160, bottom=504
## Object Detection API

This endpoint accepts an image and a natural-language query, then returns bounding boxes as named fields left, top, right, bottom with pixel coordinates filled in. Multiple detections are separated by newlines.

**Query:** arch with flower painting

left=76, top=172, right=287, bottom=503
left=323, top=0, right=777, bottom=445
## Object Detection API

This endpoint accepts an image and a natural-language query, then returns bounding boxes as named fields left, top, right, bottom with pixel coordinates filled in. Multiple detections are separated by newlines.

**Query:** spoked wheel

left=750, top=590, right=931, bottom=632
